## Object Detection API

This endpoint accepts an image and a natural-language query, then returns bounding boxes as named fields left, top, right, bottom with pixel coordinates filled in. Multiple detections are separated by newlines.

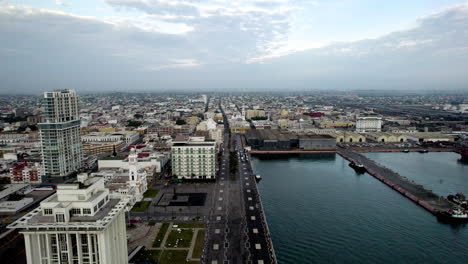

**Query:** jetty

left=338, top=150, right=454, bottom=214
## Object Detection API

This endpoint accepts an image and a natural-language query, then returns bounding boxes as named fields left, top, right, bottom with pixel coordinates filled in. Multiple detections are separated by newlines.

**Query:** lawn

left=131, top=201, right=151, bottom=212
left=192, top=230, right=206, bottom=259
left=153, top=223, right=170, bottom=248
left=143, top=189, right=159, bottom=198
left=159, top=250, right=189, bottom=264
left=165, top=229, right=194, bottom=248
left=132, top=250, right=198, bottom=264
left=132, top=249, right=161, bottom=262
left=175, top=222, right=206, bottom=229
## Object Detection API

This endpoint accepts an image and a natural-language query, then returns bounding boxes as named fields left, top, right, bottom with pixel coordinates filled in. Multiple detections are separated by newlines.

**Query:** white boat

left=255, top=175, right=262, bottom=181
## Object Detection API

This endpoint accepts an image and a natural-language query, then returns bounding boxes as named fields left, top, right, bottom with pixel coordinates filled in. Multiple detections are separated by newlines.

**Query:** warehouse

left=298, top=135, right=336, bottom=150
left=404, top=132, right=454, bottom=142
left=365, top=132, right=407, bottom=143
left=245, top=129, right=336, bottom=151
left=328, top=132, right=366, bottom=143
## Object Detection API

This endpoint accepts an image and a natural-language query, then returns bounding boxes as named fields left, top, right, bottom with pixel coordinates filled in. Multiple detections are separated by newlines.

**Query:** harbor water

left=363, top=152, right=467, bottom=197
left=252, top=153, right=468, bottom=264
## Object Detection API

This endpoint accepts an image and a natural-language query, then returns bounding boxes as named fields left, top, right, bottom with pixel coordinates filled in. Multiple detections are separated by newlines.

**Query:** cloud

left=53, top=0, right=69, bottom=7
left=105, top=0, right=299, bottom=61
left=0, top=3, right=467, bottom=93
left=144, top=59, right=201, bottom=71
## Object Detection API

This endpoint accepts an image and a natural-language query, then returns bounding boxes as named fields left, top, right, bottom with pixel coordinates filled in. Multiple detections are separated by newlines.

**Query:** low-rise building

left=404, top=132, right=455, bottom=142
left=364, top=132, right=407, bottom=143
left=82, top=141, right=125, bottom=156
left=298, top=135, right=336, bottom=150
left=9, top=162, right=44, bottom=184
left=328, top=132, right=366, bottom=143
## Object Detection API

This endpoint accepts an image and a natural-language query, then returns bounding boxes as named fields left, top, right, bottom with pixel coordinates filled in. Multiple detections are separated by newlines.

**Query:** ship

left=447, top=193, right=468, bottom=209
left=255, top=174, right=262, bottom=182
left=437, top=208, right=468, bottom=223
left=418, top=149, right=428, bottom=153
left=461, top=149, right=468, bottom=162
left=349, top=162, right=367, bottom=173
left=402, top=149, right=409, bottom=153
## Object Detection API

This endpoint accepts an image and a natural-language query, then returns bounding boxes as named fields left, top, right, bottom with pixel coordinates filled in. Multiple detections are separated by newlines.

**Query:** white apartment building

left=171, top=136, right=216, bottom=179
left=8, top=177, right=128, bottom=264
left=356, top=116, right=383, bottom=133
left=38, top=89, right=83, bottom=177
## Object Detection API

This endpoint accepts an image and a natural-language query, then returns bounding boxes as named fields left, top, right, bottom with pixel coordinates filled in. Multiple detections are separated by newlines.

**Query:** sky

left=1, top=0, right=468, bottom=93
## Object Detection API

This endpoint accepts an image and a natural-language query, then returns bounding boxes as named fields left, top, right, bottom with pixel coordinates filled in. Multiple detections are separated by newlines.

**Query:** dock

left=338, top=150, right=454, bottom=214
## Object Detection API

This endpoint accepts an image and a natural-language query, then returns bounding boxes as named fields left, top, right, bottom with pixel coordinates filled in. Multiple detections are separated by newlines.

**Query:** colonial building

left=356, top=116, right=383, bottom=133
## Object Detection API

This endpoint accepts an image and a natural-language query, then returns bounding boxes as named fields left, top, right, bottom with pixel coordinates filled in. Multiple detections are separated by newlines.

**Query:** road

left=203, top=101, right=276, bottom=264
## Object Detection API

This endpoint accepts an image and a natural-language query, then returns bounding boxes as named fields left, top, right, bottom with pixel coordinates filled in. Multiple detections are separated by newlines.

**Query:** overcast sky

left=1, top=0, right=468, bottom=93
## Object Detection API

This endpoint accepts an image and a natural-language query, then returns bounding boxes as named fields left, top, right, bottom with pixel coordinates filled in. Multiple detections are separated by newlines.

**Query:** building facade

left=9, top=162, right=44, bottom=184
left=38, top=90, right=83, bottom=177
left=8, top=177, right=128, bottom=264
left=356, top=116, right=383, bottom=133
left=171, top=137, right=216, bottom=179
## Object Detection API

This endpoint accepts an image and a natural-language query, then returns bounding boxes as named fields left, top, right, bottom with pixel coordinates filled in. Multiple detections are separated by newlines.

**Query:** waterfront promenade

left=338, top=150, right=454, bottom=214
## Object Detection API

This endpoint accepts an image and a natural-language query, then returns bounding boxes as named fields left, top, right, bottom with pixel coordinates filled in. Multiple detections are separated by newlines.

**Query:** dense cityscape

left=2, top=0, right=468, bottom=263
left=0, top=90, right=466, bottom=263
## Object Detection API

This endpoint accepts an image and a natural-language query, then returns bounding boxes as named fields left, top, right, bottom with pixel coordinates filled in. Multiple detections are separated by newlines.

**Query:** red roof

left=138, top=153, right=150, bottom=158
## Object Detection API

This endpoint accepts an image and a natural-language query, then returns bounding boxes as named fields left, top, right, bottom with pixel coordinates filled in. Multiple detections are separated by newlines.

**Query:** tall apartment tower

left=39, top=89, right=83, bottom=178
left=8, top=177, right=128, bottom=264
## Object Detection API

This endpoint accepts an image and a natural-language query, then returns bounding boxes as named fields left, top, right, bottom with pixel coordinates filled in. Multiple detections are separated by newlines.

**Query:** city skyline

left=1, top=0, right=468, bottom=93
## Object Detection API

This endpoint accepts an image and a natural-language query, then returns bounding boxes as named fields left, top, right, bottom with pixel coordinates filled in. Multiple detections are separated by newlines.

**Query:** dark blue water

left=364, top=152, right=467, bottom=197
left=252, top=154, right=468, bottom=264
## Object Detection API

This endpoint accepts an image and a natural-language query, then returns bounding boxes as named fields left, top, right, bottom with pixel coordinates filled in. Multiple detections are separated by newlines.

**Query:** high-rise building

left=39, top=89, right=83, bottom=178
left=8, top=177, right=128, bottom=264
left=171, top=136, right=216, bottom=179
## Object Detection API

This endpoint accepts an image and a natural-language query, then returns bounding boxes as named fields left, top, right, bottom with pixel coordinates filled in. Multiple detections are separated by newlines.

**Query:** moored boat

left=402, top=149, right=409, bottom=153
left=418, top=149, right=428, bottom=153
left=255, top=174, right=262, bottom=182
left=349, top=162, right=367, bottom=173
left=437, top=208, right=468, bottom=223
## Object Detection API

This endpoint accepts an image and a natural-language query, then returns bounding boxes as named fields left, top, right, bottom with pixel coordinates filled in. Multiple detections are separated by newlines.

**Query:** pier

left=338, top=150, right=454, bottom=214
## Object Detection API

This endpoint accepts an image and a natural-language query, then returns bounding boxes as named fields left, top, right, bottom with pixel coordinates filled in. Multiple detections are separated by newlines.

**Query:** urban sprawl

left=0, top=90, right=467, bottom=264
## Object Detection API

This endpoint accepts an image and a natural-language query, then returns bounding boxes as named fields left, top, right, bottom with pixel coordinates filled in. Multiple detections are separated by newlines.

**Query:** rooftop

left=9, top=198, right=125, bottom=230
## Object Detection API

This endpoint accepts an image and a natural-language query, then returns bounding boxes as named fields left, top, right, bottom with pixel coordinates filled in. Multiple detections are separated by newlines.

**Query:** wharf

left=249, top=150, right=336, bottom=154
left=338, top=150, right=454, bottom=214
left=350, top=148, right=454, bottom=153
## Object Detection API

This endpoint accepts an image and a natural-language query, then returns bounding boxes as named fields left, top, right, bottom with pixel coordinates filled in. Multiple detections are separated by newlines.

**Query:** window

left=55, top=213, right=65, bottom=223
left=70, top=208, right=81, bottom=215
left=44, top=208, right=53, bottom=215
left=83, top=208, right=91, bottom=215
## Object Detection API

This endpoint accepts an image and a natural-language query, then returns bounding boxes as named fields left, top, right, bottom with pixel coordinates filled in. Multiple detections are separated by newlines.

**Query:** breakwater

left=338, top=150, right=453, bottom=214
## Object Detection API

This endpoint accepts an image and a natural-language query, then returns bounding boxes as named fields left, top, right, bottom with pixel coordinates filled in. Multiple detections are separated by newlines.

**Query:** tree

left=127, top=120, right=142, bottom=128
left=176, top=119, right=186, bottom=125
left=134, top=113, right=143, bottom=119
